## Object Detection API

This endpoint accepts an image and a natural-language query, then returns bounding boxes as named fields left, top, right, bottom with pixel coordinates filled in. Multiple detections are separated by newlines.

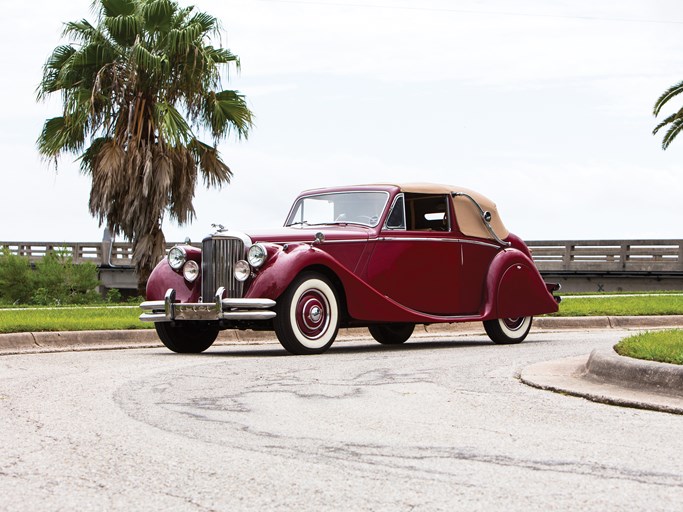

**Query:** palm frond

left=78, top=136, right=110, bottom=175
left=37, top=115, right=88, bottom=159
left=652, top=112, right=679, bottom=135
left=104, top=14, right=142, bottom=46
left=188, top=11, right=220, bottom=36
left=661, top=117, right=683, bottom=149
left=141, top=0, right=176, bottom=31
left=101, top=0, right=136, bottom=17
left=653, top=80, right=683, bottom=116
left=37, top=45, right=78, bottom=99
left=155, top=101, right=193, bottom=146
left=167, top=24, right=202, bottom=54
left=131, top=40, right=168, bottom=75
left=189, top=138, right=232, bottom=187
left=62, top=19, right=101, bottom=43
left=203, top=90, right=252, bottom=139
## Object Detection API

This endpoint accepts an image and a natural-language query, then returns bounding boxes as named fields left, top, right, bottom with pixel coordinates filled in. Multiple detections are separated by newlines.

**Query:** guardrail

left=2, top=239, right=682, bottom=273
left=0, top=241, right=137, bottom=266
left=526, top=239, right=683, bottom=273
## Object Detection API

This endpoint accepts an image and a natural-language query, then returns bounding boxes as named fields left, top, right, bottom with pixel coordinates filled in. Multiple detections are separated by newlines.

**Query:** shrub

left=32, top=250, right=101, bottom=305
left=0, top=249, right=33, bottom=304
left=0, top=248, right=101, bottom=305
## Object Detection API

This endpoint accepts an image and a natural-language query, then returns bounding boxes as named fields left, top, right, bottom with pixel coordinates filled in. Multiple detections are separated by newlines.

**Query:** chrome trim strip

left=266, top=239, right=370, bottom=245
left=377, top=237, right=500, bottom=249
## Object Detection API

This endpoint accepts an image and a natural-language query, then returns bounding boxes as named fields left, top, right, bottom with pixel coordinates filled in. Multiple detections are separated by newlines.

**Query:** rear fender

left=482, top=249, right=560, bottom=319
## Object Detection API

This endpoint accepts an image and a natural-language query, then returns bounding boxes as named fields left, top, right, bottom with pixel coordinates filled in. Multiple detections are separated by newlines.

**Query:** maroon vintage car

left=140, top=183, right=560, bottom=354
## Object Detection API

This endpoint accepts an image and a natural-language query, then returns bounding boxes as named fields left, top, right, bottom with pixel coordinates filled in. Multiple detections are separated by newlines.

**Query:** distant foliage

left=0, top=249, right=102, bottom=305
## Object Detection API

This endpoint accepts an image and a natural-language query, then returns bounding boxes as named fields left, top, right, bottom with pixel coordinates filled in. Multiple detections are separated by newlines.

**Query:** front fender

left=145, top=258, right=202, bottom=302
left=482, top=249, right=559, bottom=319
left=243, top=244, right=324, bottom=299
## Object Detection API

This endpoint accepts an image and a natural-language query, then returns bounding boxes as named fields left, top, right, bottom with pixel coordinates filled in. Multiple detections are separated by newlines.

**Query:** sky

left=1, top=0, right=682, bottom=244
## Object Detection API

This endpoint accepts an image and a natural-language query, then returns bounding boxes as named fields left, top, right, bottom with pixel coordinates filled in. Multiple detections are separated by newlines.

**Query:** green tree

left=653, top=79, right=683, bottom=149
left=37, top=0, right=253, bottom=294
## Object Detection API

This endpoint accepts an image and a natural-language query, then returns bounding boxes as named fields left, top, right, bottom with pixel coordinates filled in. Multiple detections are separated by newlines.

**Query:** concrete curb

left=1, top=315, right=682, bottom=355
left=520, top=349, right=683, bottom=415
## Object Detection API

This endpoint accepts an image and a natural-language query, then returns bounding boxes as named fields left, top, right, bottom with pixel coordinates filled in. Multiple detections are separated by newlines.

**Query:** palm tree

left=653, top=79, right=683, bottom=149
left=37, top=0, right=253, bottom=294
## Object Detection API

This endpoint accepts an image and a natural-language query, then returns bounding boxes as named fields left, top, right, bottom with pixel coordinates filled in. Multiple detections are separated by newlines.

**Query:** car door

left=365, top=193, right=467, bottom=315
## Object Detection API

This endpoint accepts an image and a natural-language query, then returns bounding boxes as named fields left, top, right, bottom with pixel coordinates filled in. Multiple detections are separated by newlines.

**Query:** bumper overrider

left=140, top=287, right=276, bottom=322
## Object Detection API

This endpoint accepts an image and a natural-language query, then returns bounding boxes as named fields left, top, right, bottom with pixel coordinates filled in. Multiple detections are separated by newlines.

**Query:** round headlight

left=182, top=260, right=199, bottom=282
left=234, top=260, right=250, bottom=282
left=168, top=246, right=187, bottom=270
left=247, top=243, right=268, bottom=268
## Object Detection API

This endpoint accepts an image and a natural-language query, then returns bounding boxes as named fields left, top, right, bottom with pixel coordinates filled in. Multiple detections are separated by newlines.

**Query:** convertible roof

left=396, top=183, right=509, bottom=240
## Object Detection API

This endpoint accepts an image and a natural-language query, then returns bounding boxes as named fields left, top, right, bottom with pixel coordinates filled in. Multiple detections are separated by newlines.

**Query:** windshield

left=285, top=191, right=390, bottom=228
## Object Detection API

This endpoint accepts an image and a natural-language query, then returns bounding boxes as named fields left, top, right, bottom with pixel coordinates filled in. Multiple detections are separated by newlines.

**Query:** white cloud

left=2, top=0, right=683, bottom=245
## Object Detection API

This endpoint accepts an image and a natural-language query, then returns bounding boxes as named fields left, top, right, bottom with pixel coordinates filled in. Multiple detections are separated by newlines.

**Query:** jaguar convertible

left=140, top=183, right=560, bottom=354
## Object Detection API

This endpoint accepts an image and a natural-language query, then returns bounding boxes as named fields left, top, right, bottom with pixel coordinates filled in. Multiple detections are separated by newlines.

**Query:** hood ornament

left=211, top=223, right=227, bottom=233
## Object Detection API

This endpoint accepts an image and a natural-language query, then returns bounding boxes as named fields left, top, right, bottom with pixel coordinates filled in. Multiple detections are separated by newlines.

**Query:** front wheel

left=273, top=272, right=340, bottom=355
left=483, top=317, right=532, bottom=345
left=155, top=321, right=219, bottom=353
left=368, top=323, right=415, bottom=345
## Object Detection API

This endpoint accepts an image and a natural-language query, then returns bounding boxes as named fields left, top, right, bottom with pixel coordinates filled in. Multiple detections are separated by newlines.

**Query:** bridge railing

left=526, top=239, right=683, bottom=273
left=0, top=241, right=166, bottom=267
left=2, top=239, right=682, bottom=273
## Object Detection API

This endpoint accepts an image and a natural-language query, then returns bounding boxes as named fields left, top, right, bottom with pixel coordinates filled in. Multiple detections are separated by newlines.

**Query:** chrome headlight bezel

left=247, top=243, right=268, bottom=268
left=168, top=246, right=187, bottom=270
left=234, top=260, right=250, bottom=282
left=182, top=260, right=199, bottom=282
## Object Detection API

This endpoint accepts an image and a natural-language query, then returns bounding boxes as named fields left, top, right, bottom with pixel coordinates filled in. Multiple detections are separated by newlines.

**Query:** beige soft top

left=395, top=183, right=509, bottom=240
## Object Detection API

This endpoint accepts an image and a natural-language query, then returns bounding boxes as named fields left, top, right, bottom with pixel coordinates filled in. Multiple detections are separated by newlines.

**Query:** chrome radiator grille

left=202, top=237, right=245, bottom=299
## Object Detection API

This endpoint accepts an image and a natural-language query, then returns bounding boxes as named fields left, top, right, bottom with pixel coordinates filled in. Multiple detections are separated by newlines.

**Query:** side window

left=405, top=194, right=451, bottom=231
left=385, top=195, right=406, bottom=229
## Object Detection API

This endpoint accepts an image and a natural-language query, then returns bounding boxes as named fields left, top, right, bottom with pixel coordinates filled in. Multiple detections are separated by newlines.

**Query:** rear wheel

left=368, top=323, right=415, bottom=345
left=274, top=272, right=340, bottom=355
left=155, top=321, right=219, bottom=353
left=483, top=317, right=532, bottom=344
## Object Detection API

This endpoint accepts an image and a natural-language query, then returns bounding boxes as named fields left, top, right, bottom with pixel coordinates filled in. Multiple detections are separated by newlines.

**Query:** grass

left=0, top=306, right=151, bottom=334
left=614, top=329, right=683, bottom=365
left=0, top=293, right=682, bottom=334
left=553, top=295, right=683, bottom=317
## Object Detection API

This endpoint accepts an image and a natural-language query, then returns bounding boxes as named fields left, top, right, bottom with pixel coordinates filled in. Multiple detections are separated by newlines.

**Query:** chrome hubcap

left=309, top=306, right=322, bottom=323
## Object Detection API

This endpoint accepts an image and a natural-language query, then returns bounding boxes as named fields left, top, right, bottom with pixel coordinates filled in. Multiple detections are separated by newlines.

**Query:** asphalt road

left=1, top=330, right=682, bottom=511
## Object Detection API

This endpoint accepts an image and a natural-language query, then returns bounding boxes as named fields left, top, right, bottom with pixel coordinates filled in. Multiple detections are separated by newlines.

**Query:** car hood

left=246, top=225, right=373, bottom=244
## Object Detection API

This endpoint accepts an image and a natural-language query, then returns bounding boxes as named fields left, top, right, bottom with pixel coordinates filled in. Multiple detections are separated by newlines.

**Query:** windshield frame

left=284, top=190, right=391, bottom=228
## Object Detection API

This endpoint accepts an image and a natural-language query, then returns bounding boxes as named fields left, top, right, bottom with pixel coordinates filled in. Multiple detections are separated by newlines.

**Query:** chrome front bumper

left=140, top=287, right=276, bottom=322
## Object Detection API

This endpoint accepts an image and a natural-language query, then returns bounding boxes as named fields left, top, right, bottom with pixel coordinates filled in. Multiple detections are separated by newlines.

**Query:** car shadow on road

left=196, top=338, right=496, bottom=358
